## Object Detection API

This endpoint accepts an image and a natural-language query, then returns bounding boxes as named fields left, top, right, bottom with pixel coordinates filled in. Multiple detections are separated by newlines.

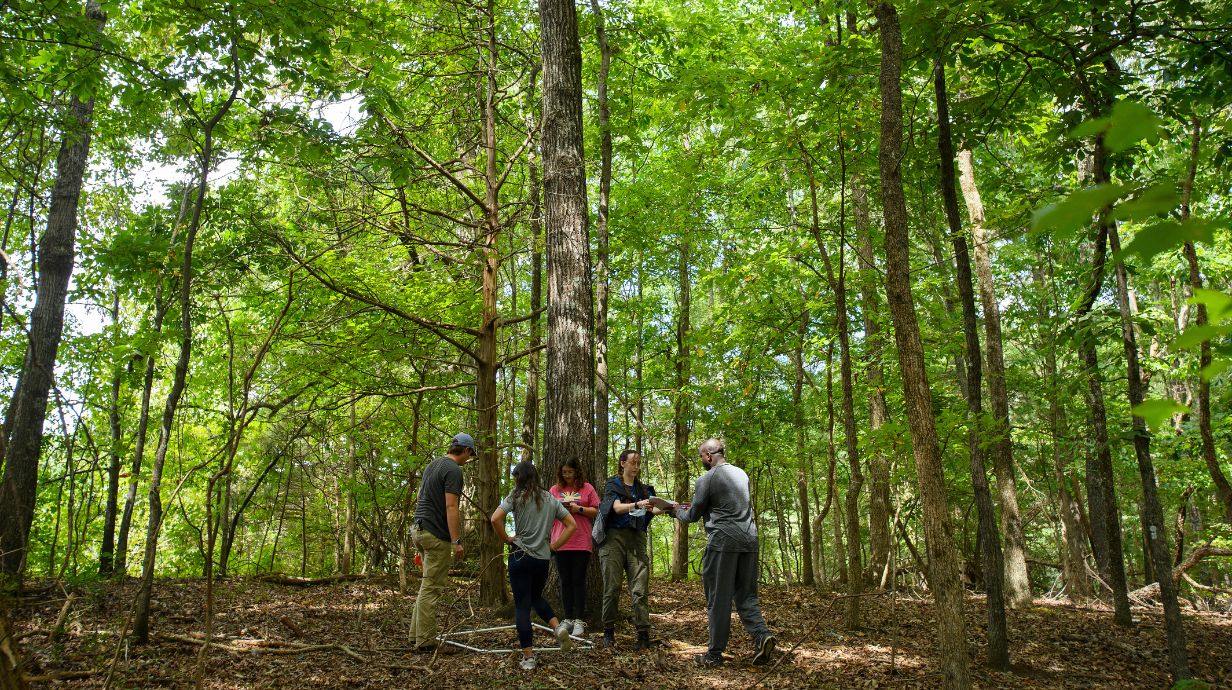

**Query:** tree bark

left=521, top=72, right=543, bottom=464
left=1106, top=222, right=1190, bottom=680
left=793, top=309, right=815, bottom=586
left=591, top=0, right=612, bottom=474
left=1075, top=139, right=1132, bottom=626
left=0, top=0, right=106, bottom=580
left=99, top=291, right=124, bottom=576
left=539, top=0, right=595, bottom=494
left=957, top=148, right=1032, bottom=607
left=875, top=5, right=971, bottom=686
left=936, top=59, right=1009, bottom=669
left=671, top=239, right=691, bottom=581
left=855, top=179, right=891, bottom=587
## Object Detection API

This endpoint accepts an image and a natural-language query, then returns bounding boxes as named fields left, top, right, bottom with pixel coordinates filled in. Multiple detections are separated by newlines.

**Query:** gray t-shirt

left=414, top=456, right=464, bottom=542
left=675, top=462, right=758, bottom=552
left=500, top=489, right=570, bottom=561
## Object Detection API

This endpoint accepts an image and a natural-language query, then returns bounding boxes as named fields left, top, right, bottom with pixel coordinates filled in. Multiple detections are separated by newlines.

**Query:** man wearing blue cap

left=411, top=433, right=476, bottom=652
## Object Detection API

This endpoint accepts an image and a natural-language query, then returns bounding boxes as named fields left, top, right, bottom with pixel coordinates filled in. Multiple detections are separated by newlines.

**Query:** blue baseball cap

left=451, top=433, right=477, bottom=454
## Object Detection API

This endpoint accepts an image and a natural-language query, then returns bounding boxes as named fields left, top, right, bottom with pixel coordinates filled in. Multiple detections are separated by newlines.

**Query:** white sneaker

left=571, top=620, right=585, bottom=637
left=520, top=655, right=537, bottom=670
left=561, top=618, right=573, bottom=632
left=554, top=622, right=572, bottom=651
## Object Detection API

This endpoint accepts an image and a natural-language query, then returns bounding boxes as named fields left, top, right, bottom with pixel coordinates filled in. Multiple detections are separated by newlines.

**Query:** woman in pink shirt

left=549, top=457, right=600, bottom=636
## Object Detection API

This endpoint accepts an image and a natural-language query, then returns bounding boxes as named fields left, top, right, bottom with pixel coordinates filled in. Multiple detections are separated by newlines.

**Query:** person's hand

left=453, top=543, right=465, bottom=560
left=568, top=502, right=581, bottom=514
left=637, top=499, right=650, bottom=509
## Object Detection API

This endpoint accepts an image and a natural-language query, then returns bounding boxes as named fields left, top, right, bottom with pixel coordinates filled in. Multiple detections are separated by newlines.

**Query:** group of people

left=410, top=432, right=777, bottom=671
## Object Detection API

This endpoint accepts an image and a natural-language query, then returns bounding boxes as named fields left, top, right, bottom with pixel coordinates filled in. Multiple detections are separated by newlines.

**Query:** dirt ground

left=9, top=575, right=1231, bottom=688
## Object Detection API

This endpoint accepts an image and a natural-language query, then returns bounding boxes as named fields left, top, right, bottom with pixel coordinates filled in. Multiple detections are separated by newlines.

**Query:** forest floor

left=8, top=574, right=1232, bottom=689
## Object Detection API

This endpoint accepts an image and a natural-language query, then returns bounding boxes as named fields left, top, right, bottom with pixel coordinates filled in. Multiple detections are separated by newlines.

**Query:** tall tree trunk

left=936, top=59, right=1009, bottom=669
left=793, top=308, right=815, bottom=586
left=0, top=1, right=106, bottom=580
left=342, top=404, right=357, bottom=575
left=133, top=46, right=239, bottom=641
left=591, top=0, right=612, bottom=473
left=875, top=5, right=971, bottom=686
left=1033, top=259, right=1092, bottom=601
left=855, top=180, right=891, bottom=587
left=1106, top=223, right=1191, bottom=680
left=539, top=0, right=595, bottom=496
left=99, top=291, right=124, bottom=576
left=824, top=344, right=846, bottom=587
left=802, top=140, right=862, bottom=629
left=1179, top=118, right=1232, bottom=523
left=956, top=148, right=1031, bottom=607
left=476, top=0, right=507, bottom=606
left=671, top=239, right=691, bottom=581
left=1076, top=139, right=1132, bottom=626
left=521, top=72, right=543, bottom=464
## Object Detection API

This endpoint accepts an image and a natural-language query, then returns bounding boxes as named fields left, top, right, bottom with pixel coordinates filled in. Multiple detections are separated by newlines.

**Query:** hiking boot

left=571, top=620, right=585, bottom=637
left=633, top=630, right=651, bottom=651
left=554, top=622, right=573, bottom=652
left=694, top=652, right=724, bottom=668
left=519, top=654, right=537, bottom=670
left=602, top=627, right=615, bottom=648
left=751, top=634, right=776, bottom=665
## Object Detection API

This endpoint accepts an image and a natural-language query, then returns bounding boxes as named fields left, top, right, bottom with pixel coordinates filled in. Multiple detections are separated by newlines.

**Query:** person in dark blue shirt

left=597, top=449, right=664, bottom=650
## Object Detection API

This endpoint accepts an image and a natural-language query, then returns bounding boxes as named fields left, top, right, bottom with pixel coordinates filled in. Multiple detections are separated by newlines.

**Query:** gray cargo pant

left=702, top=547, right=770, bottom=655
left=599, top=528, right=650, bottom=631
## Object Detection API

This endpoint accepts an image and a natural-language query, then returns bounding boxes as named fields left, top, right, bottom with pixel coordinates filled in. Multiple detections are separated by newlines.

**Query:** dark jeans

left=508, top=549, right=556, bottom=648
left=554, top=550, right=591, bottom=620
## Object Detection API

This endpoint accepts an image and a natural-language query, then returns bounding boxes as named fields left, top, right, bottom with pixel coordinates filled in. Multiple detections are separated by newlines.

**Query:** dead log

left=48, top=593, right=76, bottom=641
left=21, top=671, right=95, bottom=683
left=256, top=574, right=366, bottom=587
left=1130, top=544, right=1232, bottom=601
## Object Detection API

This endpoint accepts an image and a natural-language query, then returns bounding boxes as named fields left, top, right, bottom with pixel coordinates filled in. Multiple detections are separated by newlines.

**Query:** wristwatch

left=452, top=538, right=462, bottom=545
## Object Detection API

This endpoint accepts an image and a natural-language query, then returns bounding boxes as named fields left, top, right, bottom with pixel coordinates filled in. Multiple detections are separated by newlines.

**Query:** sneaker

left=571, top=620, right=585, bottom=637
left=561, top=618, right=573, bottom=632
left=694, top=652, right=724, bottom=668
left=751, top=634, right=776, bottom=665
left=602, top=628, right=615, bottom=648
left=554, top=622, right=572, bottom=652
left=520, top=654, right=537, bottom=670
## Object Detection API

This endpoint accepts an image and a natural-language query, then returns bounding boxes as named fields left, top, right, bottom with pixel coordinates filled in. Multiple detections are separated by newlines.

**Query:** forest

left=2, top=0, right=1232, bottom=687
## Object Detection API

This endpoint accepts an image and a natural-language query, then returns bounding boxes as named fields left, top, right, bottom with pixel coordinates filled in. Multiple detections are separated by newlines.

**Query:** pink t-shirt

left=549, top=482, right=599, bottom=552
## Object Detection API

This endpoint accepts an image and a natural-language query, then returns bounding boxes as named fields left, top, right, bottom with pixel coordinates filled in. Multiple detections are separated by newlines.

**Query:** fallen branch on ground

left=160, top=632, right=367, bottom=662
left=23, top=670, right=96, bottom=682
left=1129, top=543, right=1232, bottom=601
left=256, top=574, right=367, bottom=587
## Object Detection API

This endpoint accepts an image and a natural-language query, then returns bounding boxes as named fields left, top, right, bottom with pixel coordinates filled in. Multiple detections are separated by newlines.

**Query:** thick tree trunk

left=671, top=239, right=691, bottom=581
left=855, top=180, right=891, bottom=587
left=0, top=2, right=105, bottom=580
left=539, top=0, right=595, bottom=491
left=521, top=74, right=543, bottom=464
left=957, top=148, right=1032, bottom=607
left=1106, top=223, right=1190, bottom=680
left=875, top=5, right=970, bottom=686
left=936, top=60, right=1009, bottom=669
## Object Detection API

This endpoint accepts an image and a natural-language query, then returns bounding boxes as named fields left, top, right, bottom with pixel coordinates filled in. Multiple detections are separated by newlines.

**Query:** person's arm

left=674, top=476, right=708, bottom=523
left=490, top=506, right=515, bottom=545
left=569, top=484, right=599, bottom=519
left=446, top=492, right=465, bottom=558
left=606, top=479, right=639, bottom=514
left=551, top=512, right=577, bottom=551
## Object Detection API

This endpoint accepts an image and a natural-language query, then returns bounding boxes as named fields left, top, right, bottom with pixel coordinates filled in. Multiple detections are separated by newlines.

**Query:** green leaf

left=1201, top=359, right=1231, bottom=382
left=1104, top=100, right=1162, bottom=153
left=1174, top=324, right=1222, bottom=349
left=1032, top=184, right=1126, bottom=240
left=1118, top=219, right=1215, bottom=264
left=1189, top=288, right=1232, bottom=325
left=1131, top=399, right=1189, bottom=430
left=1112, top=182, right=1179, bottom=222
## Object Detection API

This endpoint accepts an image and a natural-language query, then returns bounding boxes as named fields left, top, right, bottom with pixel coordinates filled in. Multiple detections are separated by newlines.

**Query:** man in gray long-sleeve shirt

left=673, top=438, right=776, bottom=667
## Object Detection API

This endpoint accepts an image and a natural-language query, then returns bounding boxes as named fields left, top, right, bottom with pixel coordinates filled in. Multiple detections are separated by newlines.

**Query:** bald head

left=698, top=438, right=726, bottom=468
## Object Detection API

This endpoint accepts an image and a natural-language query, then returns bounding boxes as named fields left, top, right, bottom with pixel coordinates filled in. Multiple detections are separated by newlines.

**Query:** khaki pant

left=599, top=528, right=650, bottom=631
left=410, top=525, right=453, bottom=646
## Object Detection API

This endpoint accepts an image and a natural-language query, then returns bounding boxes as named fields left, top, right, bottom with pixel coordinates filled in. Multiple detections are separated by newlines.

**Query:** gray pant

left=702, top=547, right=769, bottom=655
left=599, top=528, right=650, bottom=631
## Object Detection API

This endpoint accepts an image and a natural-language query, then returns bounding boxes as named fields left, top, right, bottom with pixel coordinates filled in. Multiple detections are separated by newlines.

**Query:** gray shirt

left=675, top=463, right=758, bottom=552
left=500, top=490, right=570, bottom=561
left=413, top=456, right=464, bottom=542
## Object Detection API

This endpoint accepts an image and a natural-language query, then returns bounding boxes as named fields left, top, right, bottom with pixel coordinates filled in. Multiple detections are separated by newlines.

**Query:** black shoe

left=633, top=630, right=651, bottom=651
left=602, top=628, right=615, bottom=648
left=694, top=652, right=724, bottom=668
left=751, top=634, right=776, bottom=665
